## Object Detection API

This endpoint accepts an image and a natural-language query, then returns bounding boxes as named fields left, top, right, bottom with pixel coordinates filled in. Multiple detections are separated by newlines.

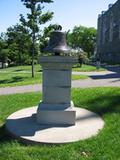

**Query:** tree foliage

left=6, top=24, right=32, bottom=65
left=67, top=26, right=97, bottom=58
left=20, top=0, right=54, bottom=77
left=0, top=33, right=9, bottom=68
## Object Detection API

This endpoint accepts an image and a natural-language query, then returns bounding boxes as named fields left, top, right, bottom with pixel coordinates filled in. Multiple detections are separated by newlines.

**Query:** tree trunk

left=32, top=52, right=34, bottom=78
left=19, top=53, right=22, bottom=66
left=2, top=62, right=4, bottom=69
left=31, top=33, right=35, bottom=78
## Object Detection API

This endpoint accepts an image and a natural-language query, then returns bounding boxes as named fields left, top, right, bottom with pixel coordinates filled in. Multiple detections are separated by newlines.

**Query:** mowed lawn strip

left=0, top=72, right=42, bottom=87
left=72, top=64, right=105, bottom=72
left=0, top=64, right=89, bottom=88
left=0, top=87, right=120, bottom=160
left=0, top=64, right=105, bottom=73
left=0, top=64, right=105, bottom=88
left=0, top=72, right=88, bottom=88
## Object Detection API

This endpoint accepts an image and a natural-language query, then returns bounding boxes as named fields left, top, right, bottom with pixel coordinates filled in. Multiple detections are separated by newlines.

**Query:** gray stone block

left=43, top=70, right=71, bottom=87
left=38, top=101, right=74, bottom=110
left=43, top=86, right=71, bottom=104
left=39, top=56, right=78, bottom=70
left=36, top=108, right=76, bottom=125
left=37, top=56, right=78, bottom=125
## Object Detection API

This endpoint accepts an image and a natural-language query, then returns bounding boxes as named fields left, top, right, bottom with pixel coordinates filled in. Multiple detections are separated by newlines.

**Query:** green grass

left=0, top=65, right=88, bottom=88
left=0, top=73, right=87, bottom=88
left=0, top=65, right=41, bottom=73
left=72, top=74, right=88, bottom=80
left=0, top=72, right=88, bottom=88
left=73, top=64, right=105, bottom=72
left=0, top=87, right=120, bottom=160
left=0, top=63, right=104, bottom=88
left=0, top=72, right=42, bottom=87
left=0, top=64, right=105, bottom=73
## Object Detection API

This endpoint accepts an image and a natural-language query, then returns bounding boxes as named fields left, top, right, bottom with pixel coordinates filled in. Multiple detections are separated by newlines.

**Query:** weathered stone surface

left=43, top=86, right=71, bottom=104
left=43, top=70, right=71, bottom=87
left=38, top=101, right=74, bottom=110
left=37, top=101, right=75, bottom=125
left=37, top=109, right=76, bottom=125
left=39, top=56, right=78, bottom=69
left=37, top=56, right=78, bottom=125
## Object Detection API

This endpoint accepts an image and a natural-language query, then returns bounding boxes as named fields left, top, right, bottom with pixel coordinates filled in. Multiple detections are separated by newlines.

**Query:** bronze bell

left=44, top=30, right=71, bottom=56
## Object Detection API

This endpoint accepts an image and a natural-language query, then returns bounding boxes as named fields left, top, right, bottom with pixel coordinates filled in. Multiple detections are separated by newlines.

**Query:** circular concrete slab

left=6, top=107, right=104, bottom=144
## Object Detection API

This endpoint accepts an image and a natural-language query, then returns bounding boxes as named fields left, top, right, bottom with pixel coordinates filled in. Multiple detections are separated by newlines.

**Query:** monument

left=6, top=29, right=104, bottom=144
left=37, top=30, right=77, bottom=125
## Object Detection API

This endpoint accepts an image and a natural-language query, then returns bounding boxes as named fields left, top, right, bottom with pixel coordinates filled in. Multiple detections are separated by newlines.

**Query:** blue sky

left=0, top=0, right=117, bottom=33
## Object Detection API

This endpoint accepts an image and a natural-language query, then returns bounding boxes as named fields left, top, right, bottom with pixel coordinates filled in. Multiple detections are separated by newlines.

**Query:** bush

left=70, top=49, right=89, bottom=67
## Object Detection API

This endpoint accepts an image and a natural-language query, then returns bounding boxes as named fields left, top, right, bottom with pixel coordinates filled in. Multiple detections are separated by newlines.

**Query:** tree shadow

left=0, top=76, right=27, bottom=84
left=90, top=73, right=120, bottom=80
left=79, top=95, right=120, bottom=116
left=13, top=69, right=24, bottom=72
left=103, top=65, right=120, bottom=73
left=89, top=65, right=120, bottom=80
left=0, top=124, right=13, bottom=143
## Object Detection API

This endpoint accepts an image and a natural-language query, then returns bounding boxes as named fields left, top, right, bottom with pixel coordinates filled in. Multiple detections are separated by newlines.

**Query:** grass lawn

left=0, top=65, right=42, bottom=73
left=0, top=64, right=105, bottom=73
left=0, top=64, right=105, bottom=88
left=0, top=65, right=88, bottom=88
left=0, top=87, right=120, bottom=160
left=0, top=72, right=88, bottom=88
left=72, top=64, right=105, bottom=72
left=0, top=72, right=42, bottom=87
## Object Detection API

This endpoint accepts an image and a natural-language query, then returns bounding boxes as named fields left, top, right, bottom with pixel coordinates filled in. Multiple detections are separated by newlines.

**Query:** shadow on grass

left=0, top=124, right=13, bottom=143
left=90, top=73, right=120, bottom=80
left=13, top=69, right=24, bottom=72
left=38, top=69, right=43, bottom=72
left=77, top=95, right=120, bottom=116
left=0, top=76, right=27, bottom=84
left=0, top=124, right=26, bottom=146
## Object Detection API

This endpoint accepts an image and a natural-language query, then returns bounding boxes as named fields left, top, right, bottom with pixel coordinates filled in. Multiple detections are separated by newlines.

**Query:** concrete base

left=37, top=101, right=76, bottom=125
left=6, top=106, right=104, bottom=144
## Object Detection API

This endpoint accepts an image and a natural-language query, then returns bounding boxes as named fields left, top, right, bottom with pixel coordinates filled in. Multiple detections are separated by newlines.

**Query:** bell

left=44, top=30, right=71, bottom=55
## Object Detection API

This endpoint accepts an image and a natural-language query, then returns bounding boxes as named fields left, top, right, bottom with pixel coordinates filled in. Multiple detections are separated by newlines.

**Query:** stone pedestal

left=37, top=56, right=78, bottom=125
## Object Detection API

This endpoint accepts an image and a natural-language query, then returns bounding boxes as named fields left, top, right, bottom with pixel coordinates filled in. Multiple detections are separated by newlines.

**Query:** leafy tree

left=6, top=24, right=32, bottom=65
left=0, top=33, right=9, bottom=68
left=20, top=0, right=54, bottom=77
left=67, top=26, right=97, bottom=58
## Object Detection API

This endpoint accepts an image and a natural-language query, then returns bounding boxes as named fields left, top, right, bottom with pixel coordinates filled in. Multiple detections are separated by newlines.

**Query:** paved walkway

left=0, top=69, right=120, bottom=95
left=72, top=70, right=120, bottom=87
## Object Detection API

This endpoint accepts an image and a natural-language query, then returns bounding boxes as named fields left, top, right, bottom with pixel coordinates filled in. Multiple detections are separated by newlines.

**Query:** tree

left=67, top=26, right=97, bottom=58
left=6, top=24, right=32, bottom=65
left=0, top=33, right=9, bottom=68
left=20, top=0, right=54, bottom=77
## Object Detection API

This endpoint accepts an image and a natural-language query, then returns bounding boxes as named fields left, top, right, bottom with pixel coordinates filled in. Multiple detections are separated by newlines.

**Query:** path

left=0, top=69, right=120, bottom=95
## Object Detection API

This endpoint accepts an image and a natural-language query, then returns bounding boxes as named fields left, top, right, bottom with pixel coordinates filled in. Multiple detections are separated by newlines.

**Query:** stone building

left=97, top=0, right=120, bottom=64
